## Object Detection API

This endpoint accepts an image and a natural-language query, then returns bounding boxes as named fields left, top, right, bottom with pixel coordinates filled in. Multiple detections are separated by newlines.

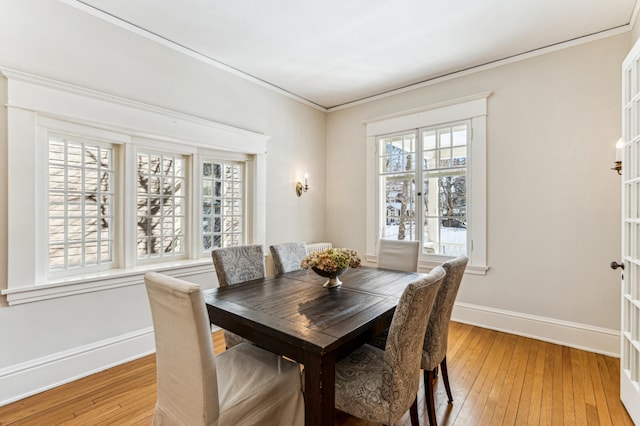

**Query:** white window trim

left=37, top=121, right=124, bottom=280
left=365, top=92, right=491, bottom=275
left=1, top=68, right=269, bottom=305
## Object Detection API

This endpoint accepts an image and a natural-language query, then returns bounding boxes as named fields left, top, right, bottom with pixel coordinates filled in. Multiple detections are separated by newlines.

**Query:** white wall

left=326, top=33, right=630, bottom=354
left=0, top=0, right=633, bottom=407
left=0, top=0, right=326, bottom=404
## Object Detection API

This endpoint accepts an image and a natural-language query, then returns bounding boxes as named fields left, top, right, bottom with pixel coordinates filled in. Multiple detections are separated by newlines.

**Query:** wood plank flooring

left=0, top=322, right=634, bottom=425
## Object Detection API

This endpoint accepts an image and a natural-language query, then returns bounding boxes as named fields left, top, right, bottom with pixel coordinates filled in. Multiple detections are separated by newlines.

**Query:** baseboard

left=0, top=305, right=621, bottom=407
left=0, top=327, right=155, bottom=407
left=452, top=302, right=620, bottom=357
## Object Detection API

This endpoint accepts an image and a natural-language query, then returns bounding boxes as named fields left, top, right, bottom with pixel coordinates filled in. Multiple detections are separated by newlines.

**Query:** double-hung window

left=366, top=94, right=489, bottom=273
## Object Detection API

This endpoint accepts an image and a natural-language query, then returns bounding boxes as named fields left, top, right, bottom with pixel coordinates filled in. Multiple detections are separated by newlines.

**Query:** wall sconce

left=612, top=138, right=623, bottom=175
left=296, top=174, right=308, bottom=197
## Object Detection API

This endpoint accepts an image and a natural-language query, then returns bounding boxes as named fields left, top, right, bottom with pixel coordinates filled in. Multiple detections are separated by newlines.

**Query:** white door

left=620, top=38, right=640, bottom=425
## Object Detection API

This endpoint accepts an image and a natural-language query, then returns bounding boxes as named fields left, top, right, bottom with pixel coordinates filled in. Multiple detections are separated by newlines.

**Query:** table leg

left=303, top=354, right=335, bottom=426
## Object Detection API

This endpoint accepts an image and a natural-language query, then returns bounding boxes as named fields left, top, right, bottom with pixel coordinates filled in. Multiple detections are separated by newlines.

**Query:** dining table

left=203, top=265, right=423, bottom=426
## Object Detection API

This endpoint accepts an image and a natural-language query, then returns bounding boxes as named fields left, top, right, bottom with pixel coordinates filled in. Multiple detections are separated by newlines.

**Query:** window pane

left=137, top=151, right=186, bottom=260
left=379, top=173, right=416, bottom=241
left=378, top=132, right=419, bottom=242
left=423, top=130, right=436, bottom=150
left=438, top=128, right=451, bottom=148
left=201, top=160, right=245, bottom=252
left=420, top=123, right=468, bottom=256
left=48, top=135, right=114, bottom=271
left=380, top=133, right=416, bottom=173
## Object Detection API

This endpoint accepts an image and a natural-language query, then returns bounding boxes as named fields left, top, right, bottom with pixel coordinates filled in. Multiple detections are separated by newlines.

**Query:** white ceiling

left=72, top=0, right=636, bottom=109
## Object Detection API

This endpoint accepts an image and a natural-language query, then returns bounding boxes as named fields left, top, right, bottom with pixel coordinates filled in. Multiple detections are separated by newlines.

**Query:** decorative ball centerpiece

left=301, top=248, right=361, bottom=288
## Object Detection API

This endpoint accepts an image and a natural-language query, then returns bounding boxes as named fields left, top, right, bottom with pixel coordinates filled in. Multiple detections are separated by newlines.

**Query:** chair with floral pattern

left=420, top=255, right=468, bottom=426
left=368, top=254, right=468, bottom=426
left=211, top=244, right=265, bottom=348
left=334, top=266, right=446, bottom=426
left=269, top=241, right=307, bottom=275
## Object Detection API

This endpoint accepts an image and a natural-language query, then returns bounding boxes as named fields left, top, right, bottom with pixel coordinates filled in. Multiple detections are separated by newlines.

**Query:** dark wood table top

left=204, top=266, right=423, bottom=426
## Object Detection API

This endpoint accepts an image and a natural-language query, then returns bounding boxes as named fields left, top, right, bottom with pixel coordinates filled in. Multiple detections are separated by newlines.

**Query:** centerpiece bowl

left=312, top=266, right=348, bottom=288
left=301, top=248, right=361, bottom=288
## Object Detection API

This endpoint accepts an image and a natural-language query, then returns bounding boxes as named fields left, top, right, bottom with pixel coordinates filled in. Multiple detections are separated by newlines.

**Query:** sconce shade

left=296, top=174, right=309, bottom=197
left=613, top=138, right=623, bottom=175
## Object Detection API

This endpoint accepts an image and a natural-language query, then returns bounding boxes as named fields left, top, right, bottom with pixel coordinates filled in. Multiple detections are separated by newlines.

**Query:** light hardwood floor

left=0, top=322, right=634, bottom=425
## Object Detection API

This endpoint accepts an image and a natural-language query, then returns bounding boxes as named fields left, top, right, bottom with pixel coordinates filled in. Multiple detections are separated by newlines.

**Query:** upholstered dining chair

left=369, top=254, right=468, bottom=426
left=269, top=241, right=307, bottom=275
left=420, top=255, right=468, bottom=426
left=211, top=244, right=265, bottom=348
left=334, top=266, right=446, bottom=426
left=144, top=272, right=305, bottom=426
left=377, top=239, right=421, bottom=272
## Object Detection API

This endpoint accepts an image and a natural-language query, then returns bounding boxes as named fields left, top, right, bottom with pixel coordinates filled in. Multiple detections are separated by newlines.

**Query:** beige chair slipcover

left=144, top=272, right=304, bottom=426
left=269, top=241, right=307, bottom=275
left=211, top=244, right=265, bottom=348
left=334, top=266, right=446, bottom=426
left=377, top=239, right=421, bottom=272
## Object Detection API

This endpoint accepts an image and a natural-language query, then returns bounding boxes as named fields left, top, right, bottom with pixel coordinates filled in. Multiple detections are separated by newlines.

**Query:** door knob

left=610, top=261, right=625, bottom=270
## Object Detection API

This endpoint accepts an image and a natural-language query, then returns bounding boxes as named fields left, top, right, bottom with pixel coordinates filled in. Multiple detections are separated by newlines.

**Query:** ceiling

left=72, top=0, right=636, bottom=110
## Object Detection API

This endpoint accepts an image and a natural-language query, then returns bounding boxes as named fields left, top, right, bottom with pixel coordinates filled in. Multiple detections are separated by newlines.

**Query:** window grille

left=48, top=135, right=114, bottom=270
left=136, top=152, right=186, bottom=259
left=202, top=160, right=244, bottom=251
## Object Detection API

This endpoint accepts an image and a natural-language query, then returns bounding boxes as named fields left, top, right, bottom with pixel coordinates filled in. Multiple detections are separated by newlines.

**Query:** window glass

left=422, top=123, right=468, bottom=256
left=48, top=135, right=114, bottom=270
left=379, top=132, right=417, bottom=240
left=378, top=121, right=469, bottom=257
left=202, top=160, right=244, bottom=252
left=136, top=152, right=185, bottom=259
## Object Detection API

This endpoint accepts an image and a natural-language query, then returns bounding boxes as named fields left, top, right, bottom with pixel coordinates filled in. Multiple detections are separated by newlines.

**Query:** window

left=44, top=131, right=253, bottom=278
left=136, top=151, right=186, bottom=260
left=378, top=122, right=469, bottom=256
left=202, top=160, right=245, bottom=251
left=2, top=69, right=269, bottom=305
left=46, top=134, right=245, bottom=276
left=366, top=93, right=489, bottom=273
left=48, top=135, right=114, bottom=271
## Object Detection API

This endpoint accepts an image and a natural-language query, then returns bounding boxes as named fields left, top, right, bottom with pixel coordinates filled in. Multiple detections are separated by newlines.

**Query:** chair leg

left=409, top=396, right=419, bottom=426
left=441, top=357, right=453, bottom=403
left=424, top=369, right=437, bottom=426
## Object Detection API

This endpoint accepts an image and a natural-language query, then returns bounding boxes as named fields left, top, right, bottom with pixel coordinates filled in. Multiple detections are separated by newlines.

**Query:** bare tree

left=137, top=158, right=182, bottom=255
left=439, top=175, right=466, bottom=228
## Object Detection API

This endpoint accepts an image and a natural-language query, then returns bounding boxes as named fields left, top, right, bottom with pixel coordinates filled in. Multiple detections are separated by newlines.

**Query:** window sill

left=364, top=254, right=489, bottom=276
left=1, top=258, right=214, bottom=306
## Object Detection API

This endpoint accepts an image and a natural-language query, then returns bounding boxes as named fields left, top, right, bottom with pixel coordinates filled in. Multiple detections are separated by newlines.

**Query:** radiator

left=306, top=242, right=333, bottom=253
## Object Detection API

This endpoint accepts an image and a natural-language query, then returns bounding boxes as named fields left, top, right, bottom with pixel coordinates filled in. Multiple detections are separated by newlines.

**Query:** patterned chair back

left=270, top=242, right=307, bottom=275
left=381, top=265, right=445, bottom=421
left=211, top=244, right=265, bottom=287
left=421, top=255, right=468, bottom=370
